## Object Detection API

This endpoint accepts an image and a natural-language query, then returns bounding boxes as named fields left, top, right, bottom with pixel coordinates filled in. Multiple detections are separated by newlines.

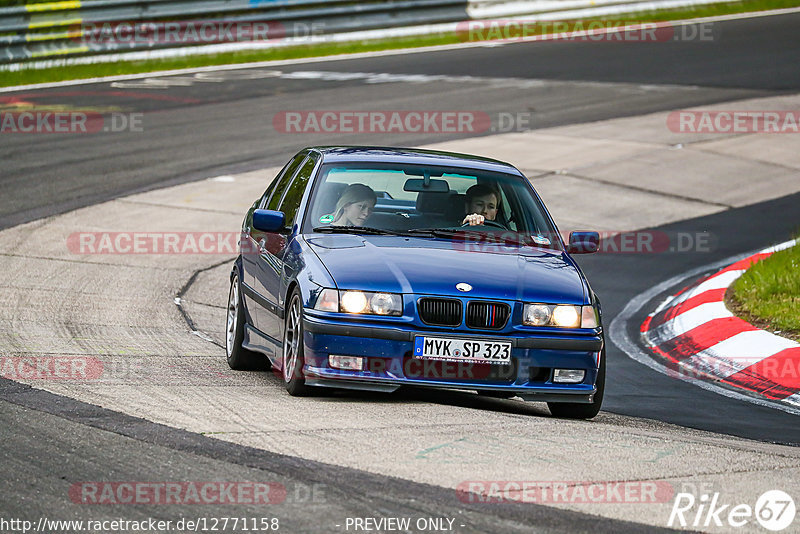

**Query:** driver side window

left=262, top=152, right=308, bottom=210
left=278, top=153, right=319, bottom=227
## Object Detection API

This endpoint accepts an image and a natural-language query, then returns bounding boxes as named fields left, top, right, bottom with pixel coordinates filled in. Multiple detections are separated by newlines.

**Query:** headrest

left=445, top=193, right=466, bottom=221
left=416, top=191, right=450, bottom=214
left=313, top=182, right=348, bottom=221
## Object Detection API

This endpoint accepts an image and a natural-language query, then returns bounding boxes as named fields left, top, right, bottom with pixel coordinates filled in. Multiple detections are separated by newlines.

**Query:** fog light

left=329, top=355, right=364, bottom=371
left=553, top=369, right=585, bottom=384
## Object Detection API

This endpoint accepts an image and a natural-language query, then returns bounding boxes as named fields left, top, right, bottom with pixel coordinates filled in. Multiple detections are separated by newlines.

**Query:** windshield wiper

left=407, top=228, right=537, bottom=247
left=406, top=227, right=484, bottom=239
left=312, top=226, right=407, bottom=236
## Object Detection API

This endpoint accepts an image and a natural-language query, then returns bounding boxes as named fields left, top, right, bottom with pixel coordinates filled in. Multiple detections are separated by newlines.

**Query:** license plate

left=413, top=336, right=511, bottom=364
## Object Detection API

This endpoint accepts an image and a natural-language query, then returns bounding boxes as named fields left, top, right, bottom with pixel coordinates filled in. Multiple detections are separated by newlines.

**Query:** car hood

left=305, top=235, right=587, bottom=304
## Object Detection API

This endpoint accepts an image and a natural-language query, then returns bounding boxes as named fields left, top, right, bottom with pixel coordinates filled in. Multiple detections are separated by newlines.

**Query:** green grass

left=2, top=0, right=800, bottom=88
left=730, top=241, right=800, bottom=338
left=0, top=33, right=463, bottom=87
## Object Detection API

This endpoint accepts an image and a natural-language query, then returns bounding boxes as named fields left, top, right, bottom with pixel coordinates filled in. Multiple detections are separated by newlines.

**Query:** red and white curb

left=641, top=240, right=799, bottom=408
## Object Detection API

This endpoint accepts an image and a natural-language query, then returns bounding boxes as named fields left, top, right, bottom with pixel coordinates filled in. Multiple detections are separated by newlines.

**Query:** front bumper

left=302, top=314, right=603, bottom=403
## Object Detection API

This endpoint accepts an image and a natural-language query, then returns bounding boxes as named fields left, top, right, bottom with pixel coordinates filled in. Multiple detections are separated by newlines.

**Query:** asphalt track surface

left=2, top=10, right=800, bottom=532
left=1, top=387, right=668, bottom=533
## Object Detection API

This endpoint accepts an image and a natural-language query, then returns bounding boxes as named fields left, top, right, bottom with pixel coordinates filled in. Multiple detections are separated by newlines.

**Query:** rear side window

left=278, top=153, right=319, bottom=226
left=266, top=152, right=307, bottom=211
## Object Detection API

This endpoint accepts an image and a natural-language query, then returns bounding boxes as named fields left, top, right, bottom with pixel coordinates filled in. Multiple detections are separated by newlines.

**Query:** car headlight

left=341, top=290, right=368, bottom=313
left=370, top=292, right=400, bottom=315
left=314, top=289, right=402, bottom=316
left=523, top=304, right=598, bottom=328
left=552, top=305, right=580, bottom=328
left=523, top=304, right=551, bottom=326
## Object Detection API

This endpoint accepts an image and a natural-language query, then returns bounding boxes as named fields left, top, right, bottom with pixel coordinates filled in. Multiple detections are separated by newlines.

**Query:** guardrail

left=0, top=0, right=737, bottom=66
left=0, top=0, right=470, bottom=63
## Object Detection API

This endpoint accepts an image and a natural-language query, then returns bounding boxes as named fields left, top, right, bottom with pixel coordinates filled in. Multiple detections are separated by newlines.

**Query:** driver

left=462, top=184, right=501, bottom=226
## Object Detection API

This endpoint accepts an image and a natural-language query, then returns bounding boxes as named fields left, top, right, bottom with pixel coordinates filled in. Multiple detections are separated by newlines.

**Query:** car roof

left=307, top=146, right=524, bottom=176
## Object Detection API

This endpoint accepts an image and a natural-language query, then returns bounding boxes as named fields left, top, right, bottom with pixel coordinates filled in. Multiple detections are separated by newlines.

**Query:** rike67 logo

left=669, top=490, right=796, bottom=531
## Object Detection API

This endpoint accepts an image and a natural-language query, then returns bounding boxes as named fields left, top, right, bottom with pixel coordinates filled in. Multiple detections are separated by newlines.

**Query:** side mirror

left=567, top=231, right=600, bottom=254
left=253, top=209, right=286, bottom=233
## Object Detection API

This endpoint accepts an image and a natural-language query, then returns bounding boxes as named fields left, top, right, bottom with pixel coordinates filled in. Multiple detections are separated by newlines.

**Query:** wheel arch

left=230, top=255, right=243, bottom=281
left=285, top=280, right=301, bottom=309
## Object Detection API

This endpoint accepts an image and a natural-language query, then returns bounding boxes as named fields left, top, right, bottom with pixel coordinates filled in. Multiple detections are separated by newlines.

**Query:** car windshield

left=303, top=162, right=561, bottom=249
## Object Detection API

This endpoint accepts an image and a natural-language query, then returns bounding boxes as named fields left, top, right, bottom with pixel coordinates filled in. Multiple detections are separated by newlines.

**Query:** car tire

left=547, top=349, right=605, bottom=419
left=226, top=270, right=267, bottom=370
left=282, top=288, right=312, bottom=396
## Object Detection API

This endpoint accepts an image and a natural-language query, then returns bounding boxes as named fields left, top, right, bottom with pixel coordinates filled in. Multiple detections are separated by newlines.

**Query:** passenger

left=462, top=184, right=501, bottom=226
left=331, top=183, right=377, bottom=227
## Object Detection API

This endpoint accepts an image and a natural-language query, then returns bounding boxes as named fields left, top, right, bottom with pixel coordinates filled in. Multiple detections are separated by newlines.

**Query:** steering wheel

left=461, top=220, right=507, bottom=229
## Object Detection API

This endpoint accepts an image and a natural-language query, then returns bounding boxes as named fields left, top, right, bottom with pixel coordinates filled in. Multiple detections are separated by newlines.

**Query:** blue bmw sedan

left=226, top=147, right=604, bottom=418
